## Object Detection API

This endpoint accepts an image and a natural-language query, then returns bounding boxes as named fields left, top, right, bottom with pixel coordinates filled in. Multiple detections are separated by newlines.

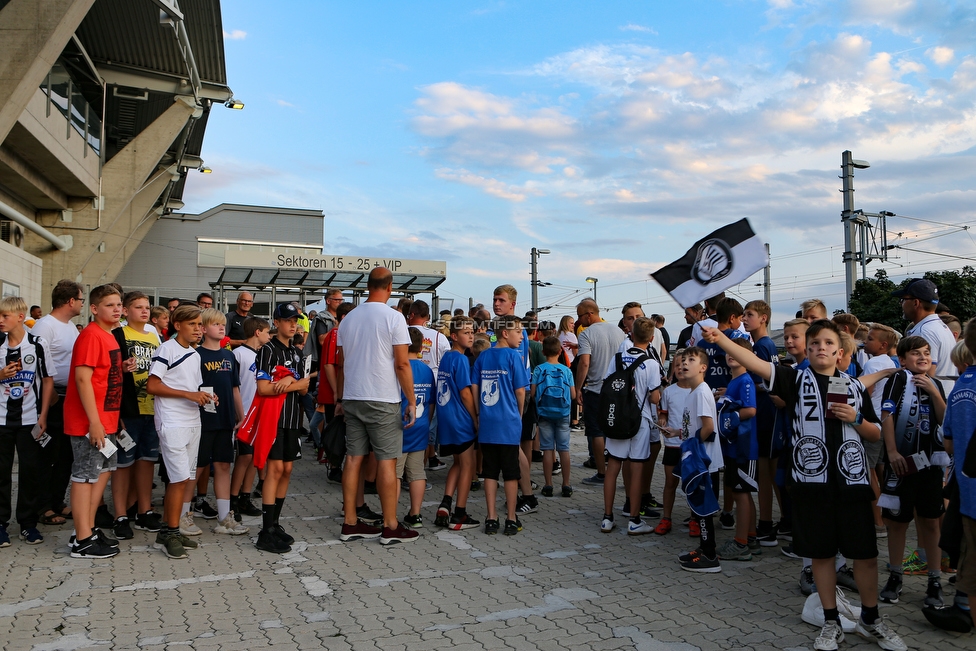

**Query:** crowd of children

left=1, top=274, right=975, bottom=651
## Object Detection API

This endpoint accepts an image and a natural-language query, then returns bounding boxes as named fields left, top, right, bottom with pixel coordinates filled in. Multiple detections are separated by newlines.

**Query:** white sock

left=217, top=499, right=230, bottom=521
left=182, top=502, right=192, bottom=517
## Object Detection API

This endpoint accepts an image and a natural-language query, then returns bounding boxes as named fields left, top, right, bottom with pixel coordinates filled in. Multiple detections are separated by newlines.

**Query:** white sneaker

left=627, top=520, right=653, bottom=536
left=213, top=513, right=249, bottom=536
left=814, top=620, right=844, bottom=651
left=855, top=617, right=907, bottom=651
left=600, top=517, right=615, bottom=533
left=180, top=512, right=202, bottom=536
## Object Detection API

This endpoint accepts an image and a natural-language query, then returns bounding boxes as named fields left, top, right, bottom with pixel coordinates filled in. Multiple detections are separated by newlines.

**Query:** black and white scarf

left=791, top=368, right=870, bottom=488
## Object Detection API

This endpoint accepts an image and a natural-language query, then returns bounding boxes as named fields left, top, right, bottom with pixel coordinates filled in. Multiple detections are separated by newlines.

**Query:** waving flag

left=651, top=218, right=767, bottom=308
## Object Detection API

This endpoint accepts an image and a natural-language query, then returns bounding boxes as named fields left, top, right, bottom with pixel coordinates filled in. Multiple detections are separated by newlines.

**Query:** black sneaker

left=799, top=566, right=816, bottom=596
left=193, top=499, right=218, bottom=520
left=470, top=479, right=482, bottom=492
left=531, top=450, right=543, bottom=463
left=776, top=521, right=793, bottom=541
left=922, top=604, right=974, bottom=633
left=719, top=511, right=735, bottom=530
left=678, top=547, right=704, bottom=563
left=680, top=553, right=721, bottom=573
left=404, top=513, right=424, bottom=528
left=94, top=504, right=114, bottom=529
left=561, top=485, right=574, bottom=498
left=582, top=457, right=596, bottom=469
left=552, top=460, right=561, bottom=475
left=428, top=457, right=447, bottom=471
left=95, top=529, right=119, bottom=548
left=237, top=497, right=262, bottom=517
left=273, top=524, right=295, bottom=546
left=541, top=485, right=554, bottom=497
left=448, top=513, right=480, bottom=530
left=621, top=498, right=632, bottom=517
left=327, top=467, right=343, bottom=484
left=925, top=577, right=945, bottom=608
left=126, top=503, right=138, bottom=521
left=256, top=529, right=290, bottom=553
left=484, top=519, right=500, bottom=535
left=0, top=523, right=9, bottom=547
left=504, top=519, right=523, bottom=535
left=758, top=524, right=779, bottom=547
left=71, top=536, right=119, bottom=559
left=19, top=527, right=43, bottom=545
left=781, top=544, right=800, bottom=559
left=113, top=517, right=134, bottom=540
left=356, top=506, right=383, bottom=527
left=434, top=502, right=451, bottom=528
left=516, top=497, right=538, bottom=515
left=642, top=495, right=663, bottom=510
left=639, top=504, right=661, bottom=519
left=880, top=572, right=903, bottom=604
left=133, top=511, right=163, bottom=532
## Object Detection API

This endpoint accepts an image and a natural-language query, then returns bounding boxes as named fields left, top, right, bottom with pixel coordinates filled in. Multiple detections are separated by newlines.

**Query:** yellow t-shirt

left=123, top=325, right=161, bottom=415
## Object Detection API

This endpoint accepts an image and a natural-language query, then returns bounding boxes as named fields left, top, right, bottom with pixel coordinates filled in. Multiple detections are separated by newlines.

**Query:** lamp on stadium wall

left=586, top=277, right=598, bottom=302
left=530, top=247, right=550, bottom=314
left=224, top=98, right=245, bottom=109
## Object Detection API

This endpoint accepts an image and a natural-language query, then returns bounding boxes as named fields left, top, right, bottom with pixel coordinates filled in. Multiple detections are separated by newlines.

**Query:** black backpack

left=598, top=352, right=649, bottom=440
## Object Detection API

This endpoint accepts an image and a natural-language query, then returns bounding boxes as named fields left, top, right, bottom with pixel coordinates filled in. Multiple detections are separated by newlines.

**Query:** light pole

left=585, top=277, right=598, bottom=303
left=841, top=150, right=870, bottom=312
left=530, top=247, right=550, bottom=313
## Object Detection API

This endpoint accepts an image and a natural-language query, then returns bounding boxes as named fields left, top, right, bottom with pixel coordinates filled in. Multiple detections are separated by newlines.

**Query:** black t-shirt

left=226, top=310, right=248, bottom=341
left=198, top=347, right=240, bottom=430
left=256, top=338, right=305, bottom=430
left=677, top=325, right=694, bottom=349
left=770, top=364, right=878, bottom=498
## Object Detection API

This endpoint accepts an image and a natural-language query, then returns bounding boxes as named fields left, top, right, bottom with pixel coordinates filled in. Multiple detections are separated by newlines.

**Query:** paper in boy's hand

left=825, top=377, right=848, bottom=419
left=98, top=436, right=118, bottom=458
left=903, top=451, right=931, bottom=475
left=31, top=423, right=42, bottom=438
left=38, top=433, right=51, bottom=447
left=117, top=429, right=137, bottom=452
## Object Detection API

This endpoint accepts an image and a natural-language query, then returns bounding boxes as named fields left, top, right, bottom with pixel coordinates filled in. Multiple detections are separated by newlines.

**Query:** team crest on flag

left=651, top=218, right=768, bottom=309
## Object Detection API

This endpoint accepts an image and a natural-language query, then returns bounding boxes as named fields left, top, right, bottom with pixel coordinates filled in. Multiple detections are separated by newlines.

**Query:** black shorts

left=724, top=457, right=758, bottom=493
left=197, top=429, right=235, bottom=466
left=521, top=397, right=537, bottom=442
left=882, top=468, right=945, bottom=523
left=480, top=443, right=520, bottom=482
left=440, top=439, right=475, bottom=457
left=267, top=428, right=303, bottom=463
left=790, top=488, right=877, bottom=560
left=662, top=446, right=681, bottom=467
left=236, top=439, right=254, bottom=456
left=582, top=390, right=603, bottom=438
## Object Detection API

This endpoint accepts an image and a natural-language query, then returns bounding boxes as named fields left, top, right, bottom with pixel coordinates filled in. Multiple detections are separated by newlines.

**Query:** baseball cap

left=890, top=278, right=939, bottom=305
left=273, top=302, right=300, bottom=320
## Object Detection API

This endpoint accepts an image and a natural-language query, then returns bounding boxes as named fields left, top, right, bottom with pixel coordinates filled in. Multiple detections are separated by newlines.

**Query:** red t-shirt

left=316, top=327, right=341, bottom=405
left=64, top=322, right=123, bottom=436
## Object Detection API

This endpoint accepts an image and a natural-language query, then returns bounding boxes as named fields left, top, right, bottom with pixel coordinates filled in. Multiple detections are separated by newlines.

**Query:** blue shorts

left=537, top=416, right=570, bottom=452
left=117, top=415, right=160, bottom=467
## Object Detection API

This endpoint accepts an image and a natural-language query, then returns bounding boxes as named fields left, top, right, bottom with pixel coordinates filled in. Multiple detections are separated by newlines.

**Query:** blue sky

left=186, top=0, right=976, bottom=328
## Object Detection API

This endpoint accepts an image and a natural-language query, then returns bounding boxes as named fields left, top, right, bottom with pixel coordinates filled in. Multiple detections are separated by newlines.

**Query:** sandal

left=39, top=511, right=67, bottom=525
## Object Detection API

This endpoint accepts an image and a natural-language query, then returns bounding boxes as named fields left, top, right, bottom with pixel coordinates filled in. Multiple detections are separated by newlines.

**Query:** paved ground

left=1, top=434, right=971, bottom=651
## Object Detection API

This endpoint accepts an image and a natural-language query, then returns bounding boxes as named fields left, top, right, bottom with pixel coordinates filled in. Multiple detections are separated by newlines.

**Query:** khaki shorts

left=343, top=400, right=402, bottom=461
left=396, top=450, right=427, bottom=484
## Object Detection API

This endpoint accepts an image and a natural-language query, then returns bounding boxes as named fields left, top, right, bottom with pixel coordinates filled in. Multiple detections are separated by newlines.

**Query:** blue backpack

left=535, top=366, right=571, bottom=419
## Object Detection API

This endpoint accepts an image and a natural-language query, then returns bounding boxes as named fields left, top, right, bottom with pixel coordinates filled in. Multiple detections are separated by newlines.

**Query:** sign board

left=224, top=250, right=446, bottom=276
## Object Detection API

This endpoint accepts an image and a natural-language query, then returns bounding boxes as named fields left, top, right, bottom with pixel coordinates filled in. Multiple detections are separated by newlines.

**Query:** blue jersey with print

left=944, top=365, right=976, bottom=519
left=436, top=350, right=476, bottom=446
left=198, top=347, right=240, bottom=431
left=724, top=372, right=758, bottom=459
left=473, top=347, right=530, bottom=445
left=700, top=327, right=750, bottom=390
left=401, top=359, right=434, bottom=453
left=490, top=330, right=531, bottom=386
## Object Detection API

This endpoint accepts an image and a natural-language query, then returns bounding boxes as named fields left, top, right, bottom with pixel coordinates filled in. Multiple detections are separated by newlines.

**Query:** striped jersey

left=0, top=332, right=50, bottom=427
left=256, top=337, right=305, bottom=430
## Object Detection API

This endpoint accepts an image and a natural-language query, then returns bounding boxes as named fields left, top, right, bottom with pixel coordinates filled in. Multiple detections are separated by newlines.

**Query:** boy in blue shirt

left=400, top=328, right=433, bottom=528
left=434, top=316, right=480, bottom=531
left=933, top=319, right=976, bottom=632
left=531, top=336, right=575, bottom=498
left=715, top=338, right=758, bottom=562
left=699, top=298, right=749, bottom=392
left=474, top=315, right=530, bottom=535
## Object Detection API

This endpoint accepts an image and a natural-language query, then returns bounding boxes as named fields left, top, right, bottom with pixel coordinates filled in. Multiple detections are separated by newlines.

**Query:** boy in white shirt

left=654, top=350, right=691, bottom=535
left=147, top=305, right=214, bottom=559
left=230, top=316, right=270, bottom=520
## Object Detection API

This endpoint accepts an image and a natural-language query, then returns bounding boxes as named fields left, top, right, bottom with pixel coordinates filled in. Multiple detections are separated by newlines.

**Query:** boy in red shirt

left=64, top=285, right=125, bottom=559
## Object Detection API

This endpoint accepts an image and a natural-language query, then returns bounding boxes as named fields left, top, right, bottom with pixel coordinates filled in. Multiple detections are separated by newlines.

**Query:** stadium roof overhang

left=73, top=0, right=232, bottom=207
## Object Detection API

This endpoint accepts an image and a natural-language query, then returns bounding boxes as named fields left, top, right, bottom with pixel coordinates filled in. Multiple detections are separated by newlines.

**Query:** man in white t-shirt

left=336, top=267, right=418, bottom=544
left=893, top=278, right=958, bottom=378
left=30, top=279, right=84, bottom=523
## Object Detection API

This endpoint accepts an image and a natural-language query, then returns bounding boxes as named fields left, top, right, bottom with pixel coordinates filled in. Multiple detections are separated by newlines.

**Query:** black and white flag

left=651, top=218, right=768, bottom=309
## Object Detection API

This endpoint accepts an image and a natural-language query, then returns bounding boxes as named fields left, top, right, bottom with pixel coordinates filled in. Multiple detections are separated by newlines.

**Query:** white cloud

left=276, top=99, right=295, bottom=108
left=620, top=24, right=657, bottom=34
left=223, top=29, right=247, bottom=40
left=927, top=46, right=955, bottom=66
left=434, top=168, right=533, bottom=202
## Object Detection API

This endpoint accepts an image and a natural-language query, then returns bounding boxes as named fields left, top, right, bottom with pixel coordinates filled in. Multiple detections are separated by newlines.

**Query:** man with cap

left=893, top=278, right=958, bottom=378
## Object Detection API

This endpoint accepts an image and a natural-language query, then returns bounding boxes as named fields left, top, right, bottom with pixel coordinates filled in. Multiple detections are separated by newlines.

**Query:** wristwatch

left=853, top=412, right=863, bottom=426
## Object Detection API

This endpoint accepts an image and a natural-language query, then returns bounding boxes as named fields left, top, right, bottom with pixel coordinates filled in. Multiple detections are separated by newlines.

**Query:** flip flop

left=39, top=511, right=67, bottom=525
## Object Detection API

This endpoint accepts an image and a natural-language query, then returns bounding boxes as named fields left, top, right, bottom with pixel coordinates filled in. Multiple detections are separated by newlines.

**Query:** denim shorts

left=70, top=434, right=117, bottom=483
left=537, top=416, right=570, bottom=452
left=117, top=415, right=160, bottom=467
